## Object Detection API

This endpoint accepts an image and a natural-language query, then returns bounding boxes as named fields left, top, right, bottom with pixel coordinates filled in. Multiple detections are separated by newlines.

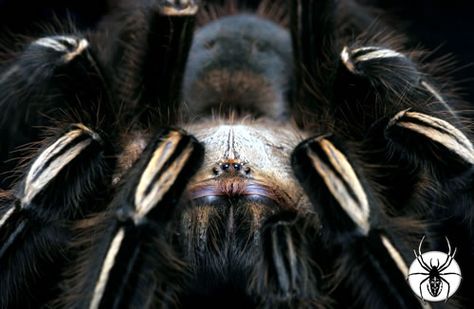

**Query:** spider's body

left=0, top=0, right=473, bottom=308
left=428, top=269, right=442, bottom=297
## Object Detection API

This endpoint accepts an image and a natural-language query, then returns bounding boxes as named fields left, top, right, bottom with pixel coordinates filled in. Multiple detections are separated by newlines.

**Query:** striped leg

left=334, top=44, right=468, bottom=144
left=335, top=44, right=473, bottom=306
left=292, top=136, right=424, bottom=308
left=250, top=211, right=323, bottom=307
left=62, top=129, right=204, bottom=308
left=0, top=124, right=113, bottom=308
left=96, top=0, right=198, bottom=126
left=334, top=45, right=462, bottom=137
left=386, top=110, right=474, bottom=171
left=332, top=44, right=471, bottom=209
left=0, top=35, right=110, bottom=189
left=385, top=110, right=474, bottom=307
left=290, top=0, right=339, bottom=125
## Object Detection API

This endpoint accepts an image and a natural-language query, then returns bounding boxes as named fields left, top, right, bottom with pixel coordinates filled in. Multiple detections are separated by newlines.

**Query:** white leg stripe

left=351, top=46, right=385, bottom=54
left=23, top=129, right=92, bottom=205
left=341, top=46, right=356, bottom=73
left=134, top=132, right=182, bottom=219
left=380, top=236, right=433, bottom=308
left=33, top=37, right=69, bottom=52
left=32, top=36, right=89, bottom=62
left=55, top=36, right=79, bottom=46
left=420, top=81, right=456, bottom=116
left=398, top=121, right=474, bottom=164
left=393, top=111, right=474, bottom=164
left=380, top=235, right=408, bottom=277
left=0, top=206, right=15, bottom=230
left=89, top=228, right=125, bottom=309
left=355, top=49, right=405, bottom=62
left=321, top=139, right=370, bottom=219
left=341, top=46, right=406, bottom=72
left=134, top=145, right=193, bottom=223
left=308, top=141, right=370, bottom=235
left=0, top=65, right=19, bottom=84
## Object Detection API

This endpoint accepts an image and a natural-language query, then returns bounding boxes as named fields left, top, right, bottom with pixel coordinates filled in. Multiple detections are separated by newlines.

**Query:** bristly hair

left=197, top=0, right=288, bottom=27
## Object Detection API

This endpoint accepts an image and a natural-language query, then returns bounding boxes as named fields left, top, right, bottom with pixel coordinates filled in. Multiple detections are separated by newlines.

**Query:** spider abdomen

left=182, top=14, right=293, bottom=119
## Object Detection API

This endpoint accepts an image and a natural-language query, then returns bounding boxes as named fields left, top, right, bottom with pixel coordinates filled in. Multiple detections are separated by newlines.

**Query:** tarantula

left=0, top=0, right=473, bottom=308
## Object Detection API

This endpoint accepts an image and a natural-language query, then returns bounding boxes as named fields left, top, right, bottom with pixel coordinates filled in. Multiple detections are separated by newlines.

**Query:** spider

left=0, top=0, right=473, bottom=308
left=408, top=236, right=462, bottom=303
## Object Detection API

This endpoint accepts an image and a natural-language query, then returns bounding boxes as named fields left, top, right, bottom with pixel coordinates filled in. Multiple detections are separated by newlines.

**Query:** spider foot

left=250, top=211, right=323, bottom=308
left=340, top=46, right=415, bottom=78
left=386, top=110, right=474, bottom=171
left=30, top=35, right=89, bottom=63
left=332, top=44, right=472, bottom=218
left=334, top=45, right=462, bottom=139
left=159, top=0, right=199, bottom=16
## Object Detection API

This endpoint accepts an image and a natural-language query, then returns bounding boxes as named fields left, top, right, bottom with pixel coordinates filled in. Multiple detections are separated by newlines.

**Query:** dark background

left=0, top=0, right=473, bottom=103
left=364, top=0, right=474, bottom=105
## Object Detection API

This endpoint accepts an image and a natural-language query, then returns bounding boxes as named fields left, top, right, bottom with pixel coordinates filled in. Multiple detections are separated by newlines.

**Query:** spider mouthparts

left=187, top=179, right=289, bottom=208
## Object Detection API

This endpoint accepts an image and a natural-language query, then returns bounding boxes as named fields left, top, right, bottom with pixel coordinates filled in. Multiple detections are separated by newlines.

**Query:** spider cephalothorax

left=0, top=0, right=473, bottom=308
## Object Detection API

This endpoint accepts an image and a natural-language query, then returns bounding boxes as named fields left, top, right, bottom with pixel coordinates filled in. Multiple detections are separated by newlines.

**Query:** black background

left=0, top=0, right=473, bottom=103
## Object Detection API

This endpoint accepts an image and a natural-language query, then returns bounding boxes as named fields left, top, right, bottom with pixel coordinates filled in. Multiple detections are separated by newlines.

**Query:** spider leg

left=290, top=0, right=338, bottom=122
left=292, top=136, right=424, bottom=308
left=407, top=273, right=430, bottom=276
left=335, top=45, right=462, bottom=131
left=438, top=237, right=457, bottom=272
left=336, top=44, right=474, bottom=305
left=0, top=124, right=114, bottom=308
left=419, top=276, right=430, bottom=303
left=0, top=34, right=112, bottom=189
left=249, top=211, right=325, bottom=307
left=329, top=42, right=474, bottom=306
left=331, top=44, right=473, bottom=214
left=439, top=272, right=462, bottom=277
left=385, top=109, right=473, bottom=172
left=414, top=236, right=432, bottom=272
left=415, top=253, right=431, bottom=273
left=440, top=276, right=451, bottom=302
left=61, top=129, right=204, bottom=308
left=95, top=0, right=198, bottom=126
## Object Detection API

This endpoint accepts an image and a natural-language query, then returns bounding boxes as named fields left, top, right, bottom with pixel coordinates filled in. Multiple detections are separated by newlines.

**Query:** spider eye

left=222, top=163, right=230, bottom=170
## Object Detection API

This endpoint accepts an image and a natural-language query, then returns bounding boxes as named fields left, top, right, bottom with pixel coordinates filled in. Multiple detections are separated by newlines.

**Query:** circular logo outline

left=407, top=237, right=462, bottom=303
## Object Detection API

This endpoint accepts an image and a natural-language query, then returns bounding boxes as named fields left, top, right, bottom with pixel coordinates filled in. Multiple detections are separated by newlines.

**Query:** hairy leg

left=0, top=34, right=111, bottom=189
left=292, top=136, right=424, bottom=308
left=93, top=0, right=198, bottom=126
left=335, top=42, right=473, bottom=306
left=0, top=124, right=113, bottom=308
left=60, top=129, right=203, bottom=308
